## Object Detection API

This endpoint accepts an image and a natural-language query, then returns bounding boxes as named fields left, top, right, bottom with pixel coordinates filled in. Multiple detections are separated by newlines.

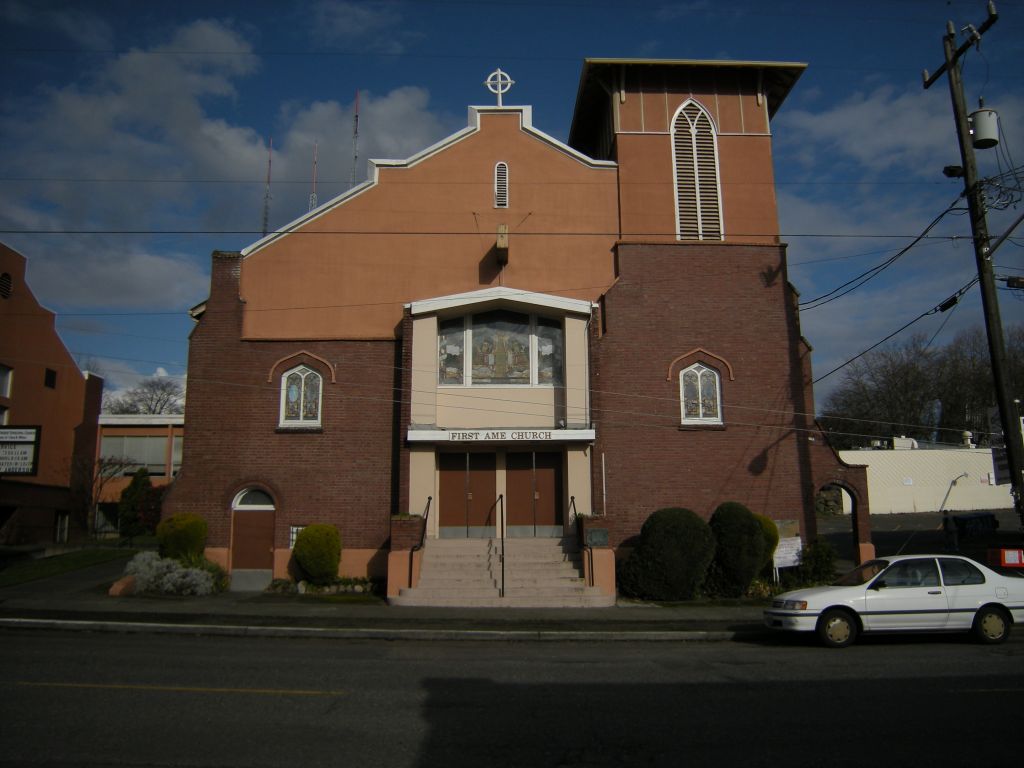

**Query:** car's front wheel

left=816, top=608, right=858, bottom=648
left=973, top=606, right=1011, bottom=644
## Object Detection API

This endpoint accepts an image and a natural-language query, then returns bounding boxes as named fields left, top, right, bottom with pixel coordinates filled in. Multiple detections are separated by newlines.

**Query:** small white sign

left=774, top=536, right=803, bottom=569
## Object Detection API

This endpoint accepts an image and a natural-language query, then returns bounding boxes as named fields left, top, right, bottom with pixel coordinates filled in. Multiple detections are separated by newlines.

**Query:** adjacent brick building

left=164, top=59, right=872, bottom=596
left=0, top=242, right=103, bottom=545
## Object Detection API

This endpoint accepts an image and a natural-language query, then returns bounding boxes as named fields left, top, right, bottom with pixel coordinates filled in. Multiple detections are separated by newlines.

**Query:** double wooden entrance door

left=438, top=451, right=564, bottom=538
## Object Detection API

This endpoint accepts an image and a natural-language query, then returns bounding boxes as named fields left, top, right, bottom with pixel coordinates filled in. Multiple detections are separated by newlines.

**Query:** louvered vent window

left=494, top=162, right=509, bottom=208
left=672, top=101, right=723, bottom=241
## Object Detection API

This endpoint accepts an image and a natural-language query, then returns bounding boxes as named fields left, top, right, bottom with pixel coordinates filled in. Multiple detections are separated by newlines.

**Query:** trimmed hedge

left=706, top=502, right=765, bottom=597
left=156, top=513, right=208, bottom=561
left=293, top=524, right=341, bottom=585
left=617, top=508, right=715, bottom=601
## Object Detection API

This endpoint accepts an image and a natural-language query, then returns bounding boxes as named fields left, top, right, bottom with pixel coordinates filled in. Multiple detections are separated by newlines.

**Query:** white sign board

left=773, top=536, right=804, bottom=569
left=0, top=426, right=40, bottom=475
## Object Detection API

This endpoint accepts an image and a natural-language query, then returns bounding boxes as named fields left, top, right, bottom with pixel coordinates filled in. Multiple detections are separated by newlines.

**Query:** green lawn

left=0, top=549, right=134, bottom=588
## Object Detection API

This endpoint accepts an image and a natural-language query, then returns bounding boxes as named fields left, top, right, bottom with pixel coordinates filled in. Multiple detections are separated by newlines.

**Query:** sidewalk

left=0, top=558, right=767, bottom=643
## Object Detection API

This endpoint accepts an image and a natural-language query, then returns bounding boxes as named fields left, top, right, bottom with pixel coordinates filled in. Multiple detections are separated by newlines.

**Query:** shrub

left=118, top=469, right=162, bottom=539
left=156, top=513, right=208, bottom=560
left=705, top=502, right=765, bottom=598
left=617, top=508, right=715, bottom=601
left=125, top=551, right=216, bottom=596
left=292, top=524, right=341, bottom=585
left=782, top=539, right=837, bottom=588
left=753, top=513, right=780, bottom=574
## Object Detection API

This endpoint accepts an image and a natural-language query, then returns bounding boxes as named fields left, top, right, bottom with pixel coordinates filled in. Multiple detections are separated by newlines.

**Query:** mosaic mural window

left=437, top=311, right=564, bottom=387
left=472, top=310, right=530, bottom=385
left=680, top=363, right=721, bottom=424
left=280, top=365, right=322, bottom=426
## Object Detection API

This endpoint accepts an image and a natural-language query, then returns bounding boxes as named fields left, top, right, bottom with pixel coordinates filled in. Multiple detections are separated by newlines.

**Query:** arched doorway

left=230, top=488, right=275, bottom=591
left=815, top=482, right=863, bottom=573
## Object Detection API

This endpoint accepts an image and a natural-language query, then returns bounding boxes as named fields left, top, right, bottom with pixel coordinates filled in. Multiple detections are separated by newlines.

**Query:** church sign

left=408, top=428, right=595, bottom=443
left=0, top=427, right=40, bottom=476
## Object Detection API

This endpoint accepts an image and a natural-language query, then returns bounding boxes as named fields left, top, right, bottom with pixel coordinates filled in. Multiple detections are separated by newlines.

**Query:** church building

left=165, top=59, right=872, bottom=604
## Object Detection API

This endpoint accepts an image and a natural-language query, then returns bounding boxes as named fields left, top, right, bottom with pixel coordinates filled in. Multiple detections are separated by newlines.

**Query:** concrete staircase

left=389, top=537, right=614, bottom=607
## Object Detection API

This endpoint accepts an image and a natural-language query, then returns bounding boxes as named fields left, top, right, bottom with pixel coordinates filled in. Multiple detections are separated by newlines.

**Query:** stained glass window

left=438, top=311, right=566, bottom=387
left=536, top=317, right=564, bottom=385
left=280, top=366, right=322, bottom=426
left=680, top=363, right=721, bottom=424
left=438, top=318, right=465, bottom=385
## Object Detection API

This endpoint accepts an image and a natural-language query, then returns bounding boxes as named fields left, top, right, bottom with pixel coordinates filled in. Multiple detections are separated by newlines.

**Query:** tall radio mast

left=350, top=90, right=360, bottom=188
left=309, top=141, right=319, bottom=211
left=261, top=137, right=273, bottom=237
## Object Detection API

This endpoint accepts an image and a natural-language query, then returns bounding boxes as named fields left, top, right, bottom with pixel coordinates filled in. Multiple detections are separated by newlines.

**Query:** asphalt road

left=2, top=629, right=1022, bottom=767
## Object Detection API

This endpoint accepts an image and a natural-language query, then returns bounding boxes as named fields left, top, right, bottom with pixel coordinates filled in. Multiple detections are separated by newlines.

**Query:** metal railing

left=570, top=495, right=594, bottom=587
left=409, top=496, right=432, bottom=588
left=498, top=494, right=505, bottom=598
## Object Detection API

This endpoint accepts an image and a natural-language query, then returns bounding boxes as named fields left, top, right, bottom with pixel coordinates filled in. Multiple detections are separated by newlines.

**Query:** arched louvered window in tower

left=494, top=162, right=509, bottom=208
left=672, top=101, right=723, bottom=241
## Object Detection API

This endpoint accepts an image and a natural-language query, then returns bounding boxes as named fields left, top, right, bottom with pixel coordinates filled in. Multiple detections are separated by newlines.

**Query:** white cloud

left=0, top=17, right=457, bottom=311
left=309, top=0, right=414, bottom=54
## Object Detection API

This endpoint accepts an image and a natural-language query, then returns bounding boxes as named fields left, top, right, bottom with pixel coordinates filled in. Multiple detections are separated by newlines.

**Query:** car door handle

left=927, top=590, right=942, bottom=595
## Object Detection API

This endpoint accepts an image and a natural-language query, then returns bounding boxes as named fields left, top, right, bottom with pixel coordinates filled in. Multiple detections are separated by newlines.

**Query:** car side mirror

left=869, top=580, right=886, bottom=591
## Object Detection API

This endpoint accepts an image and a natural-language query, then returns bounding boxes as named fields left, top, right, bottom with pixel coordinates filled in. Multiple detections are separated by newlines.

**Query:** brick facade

left=590, top=241, right=867, bottom=547
left=163, top=252, right=397, bottom=554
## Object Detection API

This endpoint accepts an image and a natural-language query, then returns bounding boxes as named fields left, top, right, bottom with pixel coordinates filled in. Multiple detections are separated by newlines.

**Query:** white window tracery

left=680, top=363, right=722, bottom=424
left=279, top=365, right=322, bottom=427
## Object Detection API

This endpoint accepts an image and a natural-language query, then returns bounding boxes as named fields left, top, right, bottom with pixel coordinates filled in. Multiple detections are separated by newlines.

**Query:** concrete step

left=390, top=535, right=608, bottom=608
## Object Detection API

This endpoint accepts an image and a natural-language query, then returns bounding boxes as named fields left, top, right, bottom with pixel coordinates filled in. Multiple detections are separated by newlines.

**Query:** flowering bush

left=125, top=551, right=215, bottom=596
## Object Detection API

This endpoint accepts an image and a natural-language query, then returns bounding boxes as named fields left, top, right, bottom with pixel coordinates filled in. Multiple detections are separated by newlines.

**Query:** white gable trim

left=241, top=106, right=615, bottom=258
left=408, top=286, right=594, bottom=317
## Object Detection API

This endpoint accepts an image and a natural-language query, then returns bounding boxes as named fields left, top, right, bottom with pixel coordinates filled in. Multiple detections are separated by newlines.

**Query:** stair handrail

left=409, top=496, right=432, bottom=588
left=570, top=495, right=595, bottom=588
left=498, top=493, right=505, bottom=598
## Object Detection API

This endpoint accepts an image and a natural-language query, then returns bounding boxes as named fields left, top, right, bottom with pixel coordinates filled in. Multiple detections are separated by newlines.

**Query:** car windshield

left=832, top=560, right=889, bottom=586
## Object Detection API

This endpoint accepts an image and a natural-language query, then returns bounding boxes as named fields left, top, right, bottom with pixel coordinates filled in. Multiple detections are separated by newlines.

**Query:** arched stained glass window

left=672, top=100, right=723, bottom=241
left=680, top=363, right=722, bottom=424
left=280, top=365, right=322, bottom=426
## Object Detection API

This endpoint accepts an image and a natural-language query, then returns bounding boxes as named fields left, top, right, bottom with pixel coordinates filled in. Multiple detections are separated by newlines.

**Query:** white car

left=764, top=554, right=1024, bottom=648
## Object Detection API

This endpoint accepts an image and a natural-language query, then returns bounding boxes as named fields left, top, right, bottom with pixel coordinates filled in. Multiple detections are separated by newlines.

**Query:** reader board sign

left=0, top=426, right=40, bottom=475
left=773, top=536, right=804, bottom=569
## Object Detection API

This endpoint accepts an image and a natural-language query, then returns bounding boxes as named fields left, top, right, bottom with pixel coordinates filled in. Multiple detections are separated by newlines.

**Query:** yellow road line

left=16, top=681, right=345, bottom=696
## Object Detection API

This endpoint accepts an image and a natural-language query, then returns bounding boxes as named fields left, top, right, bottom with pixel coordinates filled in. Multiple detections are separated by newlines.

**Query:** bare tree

left=104, top=377, right=185, bottom=415
left=819, top=324, right=1023, bottom=450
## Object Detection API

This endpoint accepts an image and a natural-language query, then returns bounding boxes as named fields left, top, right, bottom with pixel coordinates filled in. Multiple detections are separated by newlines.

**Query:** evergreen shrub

left=156, top=513, right=208, bottom=560
left=617, top=508, right=715, bottom=601
left=705, top=502, right=765, bottom=597
left=125, top=551, right=215, bottom=596
left=293, top=524, right=341, bottom=585
left=781, top=539, right=838, bottom=588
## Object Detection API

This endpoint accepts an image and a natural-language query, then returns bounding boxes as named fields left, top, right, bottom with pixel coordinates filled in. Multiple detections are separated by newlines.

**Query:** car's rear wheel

left=973, top=606, right=1011, bottom=644
left=816, top=608, right=858, bottom=648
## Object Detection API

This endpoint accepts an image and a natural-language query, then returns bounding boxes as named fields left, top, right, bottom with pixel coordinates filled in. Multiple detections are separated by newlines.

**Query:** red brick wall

left=590, top=240, right=860, bottom=546
left=163, top=252, right=397, bottom=552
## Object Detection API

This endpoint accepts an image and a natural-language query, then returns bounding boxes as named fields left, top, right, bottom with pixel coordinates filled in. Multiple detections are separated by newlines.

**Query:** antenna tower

left=261, top=137, right=273, bottom=237
left=350, top=90, right=360, bottom=188
left=309, top=141, right=319, bottom=211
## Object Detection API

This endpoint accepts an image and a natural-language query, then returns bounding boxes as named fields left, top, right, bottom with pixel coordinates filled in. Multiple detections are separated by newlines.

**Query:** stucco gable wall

left=238, top=111, right=619, bottom=341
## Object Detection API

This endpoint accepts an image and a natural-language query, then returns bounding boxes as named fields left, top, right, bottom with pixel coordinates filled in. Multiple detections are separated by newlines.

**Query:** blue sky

left=2, top=0, right=1022, bottom=408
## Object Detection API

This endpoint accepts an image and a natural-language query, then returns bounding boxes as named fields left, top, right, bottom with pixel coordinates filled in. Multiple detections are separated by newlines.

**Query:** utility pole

left=924, top=1, right=1024, bottom=529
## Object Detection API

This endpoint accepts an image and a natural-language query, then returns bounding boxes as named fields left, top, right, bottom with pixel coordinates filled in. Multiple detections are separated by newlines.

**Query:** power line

left=799, top=196, right=965, bottom=310
left=812, top=276, right=980, bottom=384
